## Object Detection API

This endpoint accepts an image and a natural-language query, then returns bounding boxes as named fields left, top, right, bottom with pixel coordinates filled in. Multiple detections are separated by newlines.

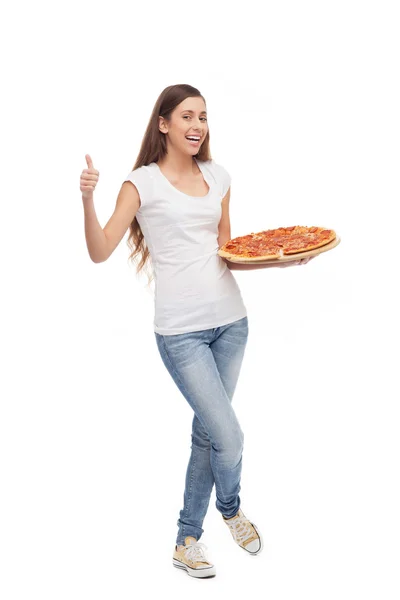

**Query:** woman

left=80, top=84, right=313, bottom=579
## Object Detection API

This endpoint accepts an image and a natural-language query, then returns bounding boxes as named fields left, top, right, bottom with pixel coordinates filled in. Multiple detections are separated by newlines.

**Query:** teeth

left=186, top=137, right=200, bottom=140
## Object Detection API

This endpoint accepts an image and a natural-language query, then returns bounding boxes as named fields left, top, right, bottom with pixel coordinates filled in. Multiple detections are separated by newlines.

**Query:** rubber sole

left=240, top=521, right=264, bottom=555
left=172, top=558, right=216, bottom=578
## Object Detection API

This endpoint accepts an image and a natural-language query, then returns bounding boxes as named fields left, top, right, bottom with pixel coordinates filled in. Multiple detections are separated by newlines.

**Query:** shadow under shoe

left=222, top=508, right=263, bottom=555
left=172, top=536, right=216, bottom=578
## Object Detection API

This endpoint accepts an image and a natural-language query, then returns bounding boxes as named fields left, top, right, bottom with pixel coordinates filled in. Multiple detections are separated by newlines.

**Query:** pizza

left=218, top=225, right=336, bottom=262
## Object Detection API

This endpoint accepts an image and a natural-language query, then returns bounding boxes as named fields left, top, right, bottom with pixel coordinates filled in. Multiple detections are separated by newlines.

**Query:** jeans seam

left=184, top=454, right=196, bottom=532
left=158, top=334, right=199, bottom=542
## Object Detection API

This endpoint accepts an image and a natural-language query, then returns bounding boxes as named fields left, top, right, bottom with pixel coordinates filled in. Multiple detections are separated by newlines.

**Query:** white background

left=1, top=0, right=399, bottom=598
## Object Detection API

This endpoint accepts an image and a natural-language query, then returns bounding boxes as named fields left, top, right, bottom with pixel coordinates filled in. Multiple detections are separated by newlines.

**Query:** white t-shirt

left=123, top=157, right=247, bottom=335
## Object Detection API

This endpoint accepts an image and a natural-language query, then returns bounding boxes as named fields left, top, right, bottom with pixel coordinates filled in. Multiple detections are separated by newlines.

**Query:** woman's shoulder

left=123, top=163, right=155, bottom=209
left=198, top=158, right=222, bottom=176
left=198, top=158, right=232, bottom=197
left=201, top=158, right=231, bottom=181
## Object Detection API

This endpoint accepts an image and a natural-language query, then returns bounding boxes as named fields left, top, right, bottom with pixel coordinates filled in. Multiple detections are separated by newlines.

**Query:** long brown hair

left=126, top=84, right=212, bottom=290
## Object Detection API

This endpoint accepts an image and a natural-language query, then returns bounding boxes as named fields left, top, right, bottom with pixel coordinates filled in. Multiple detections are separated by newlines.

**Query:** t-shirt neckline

left=153, top=158, right=211, bottom=198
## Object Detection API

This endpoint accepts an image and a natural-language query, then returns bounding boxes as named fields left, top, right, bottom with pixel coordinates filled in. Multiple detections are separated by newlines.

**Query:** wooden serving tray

left=218, top=235, right=341, bottom=264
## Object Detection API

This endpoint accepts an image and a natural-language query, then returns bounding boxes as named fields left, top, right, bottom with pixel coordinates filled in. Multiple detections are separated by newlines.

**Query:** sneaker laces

left=225, top=514, right=254, bottom=545
left=184, top=541, right=209, bottom=563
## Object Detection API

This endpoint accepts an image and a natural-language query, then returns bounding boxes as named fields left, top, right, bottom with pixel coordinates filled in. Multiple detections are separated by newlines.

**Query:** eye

left=183, top=115, right=207, bottom=121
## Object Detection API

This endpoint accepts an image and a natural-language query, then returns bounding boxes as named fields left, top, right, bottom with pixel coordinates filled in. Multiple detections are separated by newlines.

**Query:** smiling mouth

left=185, top=137, right=201, bottom=145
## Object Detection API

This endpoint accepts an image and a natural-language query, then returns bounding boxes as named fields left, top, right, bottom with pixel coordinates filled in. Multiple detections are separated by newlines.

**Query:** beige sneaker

left=222, top=508, right=263, bottom=555
left=172, top=536, right=216, bottom=578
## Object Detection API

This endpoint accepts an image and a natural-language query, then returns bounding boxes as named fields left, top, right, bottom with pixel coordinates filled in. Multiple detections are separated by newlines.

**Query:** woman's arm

left=217, top=187, right=314, bottom=270
left=218, top=189, right=274, bottom=269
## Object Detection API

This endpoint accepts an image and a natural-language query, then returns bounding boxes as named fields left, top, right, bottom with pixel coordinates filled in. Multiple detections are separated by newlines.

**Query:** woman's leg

left=154, top=316, right=249, bottom=546
left=184, top=316, right=249, bottom=537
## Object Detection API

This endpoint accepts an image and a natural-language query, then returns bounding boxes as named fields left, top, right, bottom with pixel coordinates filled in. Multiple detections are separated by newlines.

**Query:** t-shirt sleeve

left=210, top=159, right=232, bottom=198
left=123, top=166, right=153, bottom=210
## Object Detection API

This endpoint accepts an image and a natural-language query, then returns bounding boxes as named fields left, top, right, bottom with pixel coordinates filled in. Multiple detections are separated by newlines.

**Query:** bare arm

left=82, top=181, right=140, bottom=263
left=217, top=187, right=277, bottom=270
left=216, top=187, right=314, bottom=269
left=80, top=155, right=141, bottom=262
left=82, top=196, right=108, bottom=263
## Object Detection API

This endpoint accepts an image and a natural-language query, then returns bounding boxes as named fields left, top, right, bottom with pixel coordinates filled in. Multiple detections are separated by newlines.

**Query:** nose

left=191, top=118, right=207, bottom=131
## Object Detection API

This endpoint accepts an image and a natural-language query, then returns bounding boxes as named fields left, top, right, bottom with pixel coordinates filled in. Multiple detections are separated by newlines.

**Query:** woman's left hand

left=278, top=256, right=315, bottom=268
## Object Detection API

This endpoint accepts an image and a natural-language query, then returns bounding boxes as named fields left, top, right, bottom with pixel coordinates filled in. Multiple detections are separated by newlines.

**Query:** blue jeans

left=154, top=315, right=249, bottom=546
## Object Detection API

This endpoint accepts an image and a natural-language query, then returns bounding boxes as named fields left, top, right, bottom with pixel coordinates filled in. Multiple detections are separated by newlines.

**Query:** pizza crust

left=219, top=247, right=283, bottom=261
left=219, top=226, right=336, bottom=261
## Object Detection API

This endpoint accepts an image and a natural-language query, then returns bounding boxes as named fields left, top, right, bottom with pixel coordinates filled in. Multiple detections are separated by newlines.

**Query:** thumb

left=85, top=154, right=93, bottom=169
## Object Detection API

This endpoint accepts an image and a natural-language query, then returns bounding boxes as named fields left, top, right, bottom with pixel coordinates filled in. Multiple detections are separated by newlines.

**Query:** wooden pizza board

left=218, top=235, right=341, bottom=264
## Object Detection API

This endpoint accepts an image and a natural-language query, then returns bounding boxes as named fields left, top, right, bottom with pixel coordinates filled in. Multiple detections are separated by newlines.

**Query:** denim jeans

left=154, top=315, right=249, bottom=546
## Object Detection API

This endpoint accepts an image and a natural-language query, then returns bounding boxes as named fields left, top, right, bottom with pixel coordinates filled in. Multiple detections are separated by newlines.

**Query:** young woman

left=80, top=84, right=313, bottom=579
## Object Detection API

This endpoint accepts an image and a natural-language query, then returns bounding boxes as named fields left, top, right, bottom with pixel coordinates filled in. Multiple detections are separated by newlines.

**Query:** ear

left=159, top=116, right=168, bottom=134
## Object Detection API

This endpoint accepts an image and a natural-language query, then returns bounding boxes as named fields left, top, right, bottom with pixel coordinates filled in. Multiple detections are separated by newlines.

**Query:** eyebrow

left=181, top=110, right=207, bottom=115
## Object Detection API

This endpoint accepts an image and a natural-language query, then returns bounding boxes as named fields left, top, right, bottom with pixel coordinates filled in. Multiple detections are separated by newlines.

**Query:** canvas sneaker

left=222, top=508, right=263, bottom=555
left=172, top=536, right=216, bottom=578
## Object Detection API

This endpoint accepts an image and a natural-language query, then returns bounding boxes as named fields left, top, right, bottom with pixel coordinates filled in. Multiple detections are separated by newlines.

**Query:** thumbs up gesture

left=80, top=154, right=100, bottom=200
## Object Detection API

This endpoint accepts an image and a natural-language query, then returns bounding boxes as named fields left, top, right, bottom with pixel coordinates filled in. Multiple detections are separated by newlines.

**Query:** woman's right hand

left=80, top=154, right=99, bottom=200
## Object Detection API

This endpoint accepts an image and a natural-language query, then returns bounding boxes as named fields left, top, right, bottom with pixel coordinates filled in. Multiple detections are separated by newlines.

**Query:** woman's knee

left=191, top=410, right=244, bottom=458
left=192, top=422, right=244, bottom=461
left=213, top=427, right=244, bottom=464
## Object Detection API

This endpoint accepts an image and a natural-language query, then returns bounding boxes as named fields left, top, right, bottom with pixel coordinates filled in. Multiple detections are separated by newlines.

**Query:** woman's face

left=160, top=97, right=208, bottom=156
